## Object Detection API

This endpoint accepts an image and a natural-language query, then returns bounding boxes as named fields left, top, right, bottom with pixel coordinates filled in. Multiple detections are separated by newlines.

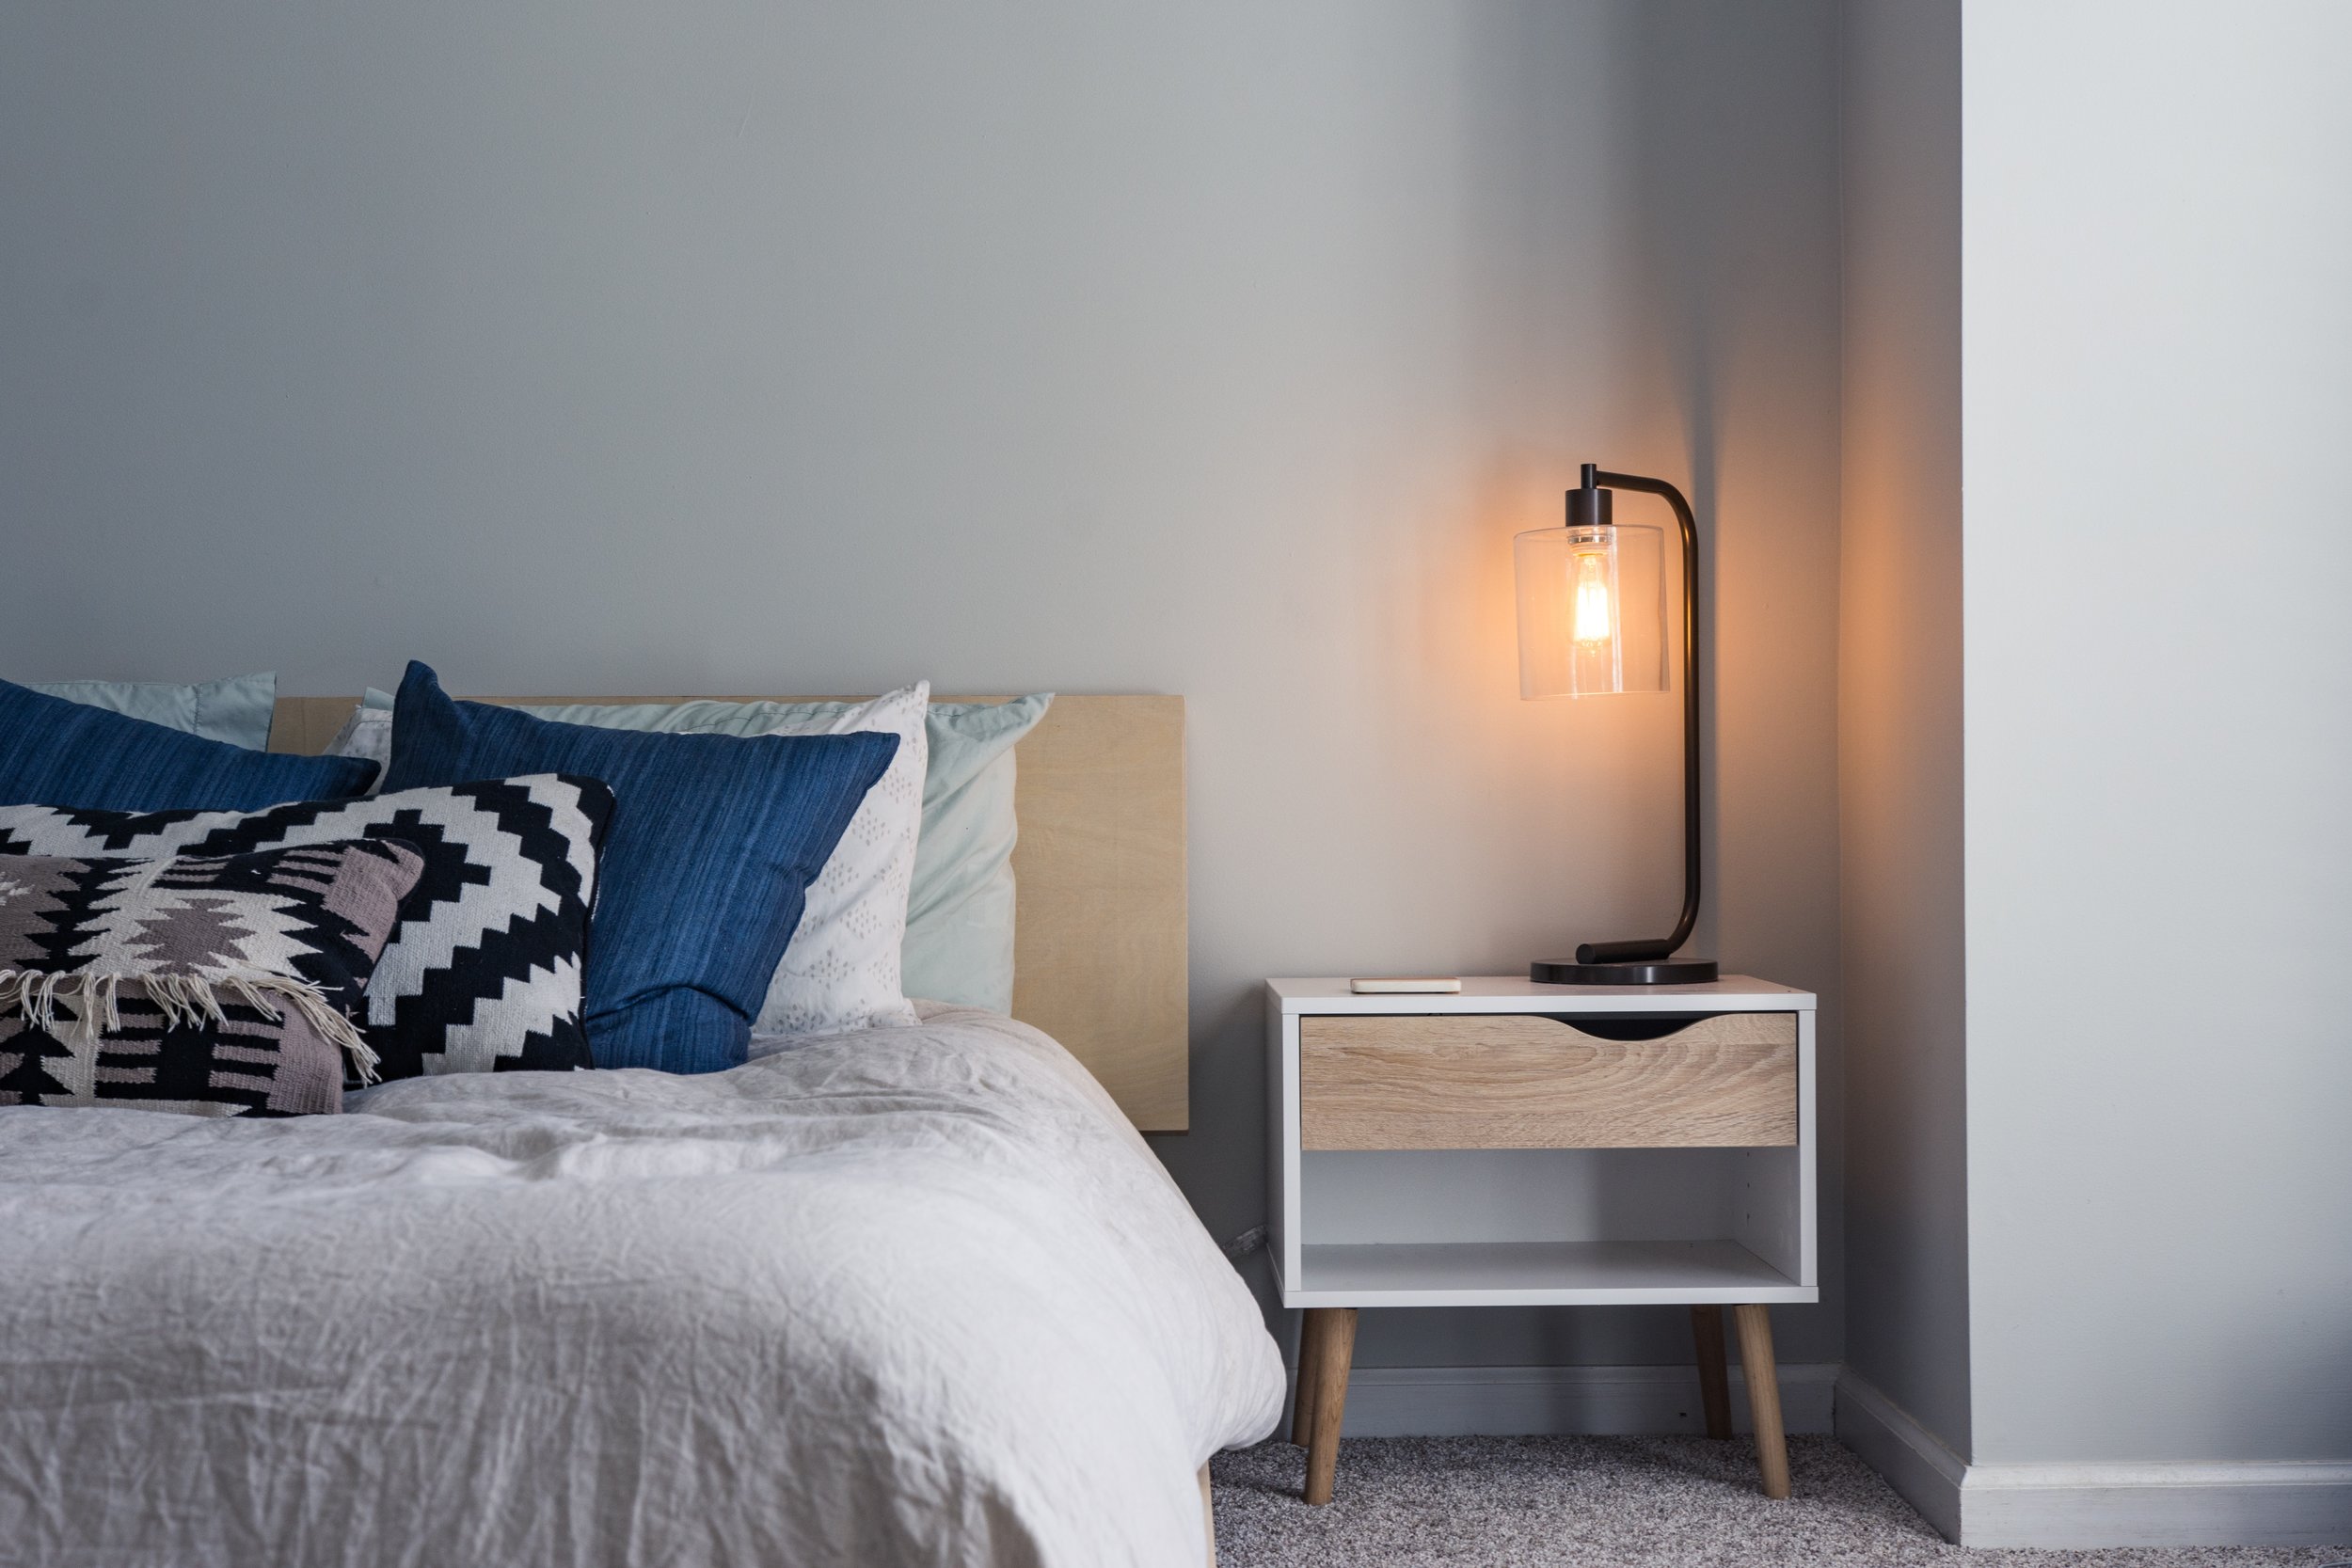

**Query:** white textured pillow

left=325, top=689, right=396, bottom=793
left=748, top=684, right=929, bottom=1035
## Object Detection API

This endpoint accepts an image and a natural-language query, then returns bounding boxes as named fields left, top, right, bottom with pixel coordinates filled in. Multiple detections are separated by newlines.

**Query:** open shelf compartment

left=1288, top=1237, right=1808, bottom=1307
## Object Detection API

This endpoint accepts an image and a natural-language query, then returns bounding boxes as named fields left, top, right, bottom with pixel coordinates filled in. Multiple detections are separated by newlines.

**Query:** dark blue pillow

left=380, top=661, right=898, bottom=1074
left=0, top=679, right=377, bottom=811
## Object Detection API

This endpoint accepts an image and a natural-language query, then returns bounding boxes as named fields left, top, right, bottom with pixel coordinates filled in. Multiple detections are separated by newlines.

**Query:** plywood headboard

left=269, top=694, right=1188, bottom=1131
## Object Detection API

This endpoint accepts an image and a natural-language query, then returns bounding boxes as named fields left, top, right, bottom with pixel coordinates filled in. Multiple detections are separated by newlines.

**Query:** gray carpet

left=1210, top=1436, right=2349, bottom=1566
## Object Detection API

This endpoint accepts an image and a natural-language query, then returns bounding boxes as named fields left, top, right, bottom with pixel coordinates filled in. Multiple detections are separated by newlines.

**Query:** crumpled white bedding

left=0, top=1006, right=1283, bottom=1568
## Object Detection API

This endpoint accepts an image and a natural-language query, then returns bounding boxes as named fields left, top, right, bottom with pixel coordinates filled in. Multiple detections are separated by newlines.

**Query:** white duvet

left=0, top=1007, right=1283, bottom=1568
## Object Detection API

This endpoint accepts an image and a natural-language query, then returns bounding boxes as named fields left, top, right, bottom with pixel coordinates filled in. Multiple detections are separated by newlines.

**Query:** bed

left=0, top=693, right=1281, bottom=1568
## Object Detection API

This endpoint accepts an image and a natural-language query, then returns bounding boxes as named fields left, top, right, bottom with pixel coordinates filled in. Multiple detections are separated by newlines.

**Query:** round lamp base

left=1530, top=957, right=1720, bottom=987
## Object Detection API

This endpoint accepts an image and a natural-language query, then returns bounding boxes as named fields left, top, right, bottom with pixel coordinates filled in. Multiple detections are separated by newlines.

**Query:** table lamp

left=1513, top=463, right=1717, bottom=985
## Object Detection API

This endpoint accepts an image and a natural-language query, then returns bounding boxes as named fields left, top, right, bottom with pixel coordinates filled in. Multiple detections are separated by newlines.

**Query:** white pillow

left=325, top=689, right=394, bottom=793
left=747, top=684, right=929, bottom=1035
left=330, top=683, right=930, bottom=1037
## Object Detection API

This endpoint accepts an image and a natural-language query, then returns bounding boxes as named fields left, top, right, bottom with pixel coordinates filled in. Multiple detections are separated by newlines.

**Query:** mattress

left=0, top=1006, right=1284, bottom=1567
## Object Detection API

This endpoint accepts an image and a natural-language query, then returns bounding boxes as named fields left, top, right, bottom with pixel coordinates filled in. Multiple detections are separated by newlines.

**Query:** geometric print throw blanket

left=0, top=839, right=424, bottom=1116
left=0, top=776, right=614, bottom=1082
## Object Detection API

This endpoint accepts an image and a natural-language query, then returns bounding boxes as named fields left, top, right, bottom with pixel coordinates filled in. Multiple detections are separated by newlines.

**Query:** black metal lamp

left=1513, top=463, right=1717, bottom=986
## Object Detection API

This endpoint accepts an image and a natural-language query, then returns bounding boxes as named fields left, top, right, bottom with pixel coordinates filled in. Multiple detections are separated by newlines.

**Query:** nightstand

left=1265, top=976, right=1818, bottom=1504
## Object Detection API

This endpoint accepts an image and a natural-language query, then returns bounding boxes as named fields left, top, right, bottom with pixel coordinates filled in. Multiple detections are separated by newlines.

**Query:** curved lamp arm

left=1575, top=465, right=1701, bottom=966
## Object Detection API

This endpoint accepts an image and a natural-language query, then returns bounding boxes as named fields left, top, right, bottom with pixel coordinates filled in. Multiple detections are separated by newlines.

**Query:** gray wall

left=1836, top=1, right=1969, bottom=1452
left=1962, top=1, right=2352, bottom=1463
left=1838, top=0, right=2352, bottom=1485
left=0, top=2, right=1845, bottom=1372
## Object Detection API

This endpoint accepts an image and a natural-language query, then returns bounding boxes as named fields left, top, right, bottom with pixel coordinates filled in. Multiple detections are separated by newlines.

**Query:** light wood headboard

left=269, top=694, right=1188, bottom=1131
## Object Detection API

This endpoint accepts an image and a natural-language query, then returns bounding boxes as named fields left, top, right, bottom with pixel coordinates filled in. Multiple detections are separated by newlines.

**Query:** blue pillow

left=508, top=692, right=1052, bottom=1011
left=380, top=661, right=899, bottom=1074
left=0, top=679, right=378, bottom=811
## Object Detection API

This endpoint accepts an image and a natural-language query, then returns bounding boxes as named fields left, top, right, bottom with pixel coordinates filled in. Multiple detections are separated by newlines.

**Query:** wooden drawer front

left=1299, top=1012, right=1797, bottom=1150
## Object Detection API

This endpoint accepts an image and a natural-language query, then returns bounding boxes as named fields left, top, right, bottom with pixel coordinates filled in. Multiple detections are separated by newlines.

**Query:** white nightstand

left=1265, top=975, right=1819, bottom=1504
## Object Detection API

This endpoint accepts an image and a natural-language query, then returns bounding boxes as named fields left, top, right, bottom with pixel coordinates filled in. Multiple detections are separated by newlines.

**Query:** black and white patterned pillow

left=0, top=840, right=424, bottom=1117
left=0, top=776, right=612, bottom=1080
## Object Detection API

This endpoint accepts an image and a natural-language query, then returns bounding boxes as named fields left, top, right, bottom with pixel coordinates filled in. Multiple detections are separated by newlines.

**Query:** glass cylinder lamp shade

left=1514, top=519, right=1667, bottom=698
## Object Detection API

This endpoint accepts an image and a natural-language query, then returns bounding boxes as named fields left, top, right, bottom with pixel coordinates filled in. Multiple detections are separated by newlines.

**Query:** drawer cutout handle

left=1541, top=1014, right=1710, bottom=1042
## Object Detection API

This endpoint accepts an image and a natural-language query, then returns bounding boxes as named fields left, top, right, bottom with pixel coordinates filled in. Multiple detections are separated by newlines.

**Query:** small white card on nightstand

left=1349, top=976, right=1461, bottom=994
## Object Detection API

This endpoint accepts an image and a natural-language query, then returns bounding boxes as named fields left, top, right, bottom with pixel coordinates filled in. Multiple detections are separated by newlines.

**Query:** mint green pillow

left=516, top=692, right=1052, bottom=1014
left=25, top=672, right=278, bottom=750
left=901, top=698, right=1052, bottom=1013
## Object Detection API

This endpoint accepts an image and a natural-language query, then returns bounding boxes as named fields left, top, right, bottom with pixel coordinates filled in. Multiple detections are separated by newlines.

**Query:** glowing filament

left=1571, top=548, right=1614, bottom=646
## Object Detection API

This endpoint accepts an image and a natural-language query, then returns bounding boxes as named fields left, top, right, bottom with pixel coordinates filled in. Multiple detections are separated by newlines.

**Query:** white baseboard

left=1289, top=1362, right=1837, bottom=1439
left=1962, top=1461, right=2352, bottom=1549
left=1835, top=1370, right=2352, bottom=1548
left=1831, top=1369, right=1966, bottom=1540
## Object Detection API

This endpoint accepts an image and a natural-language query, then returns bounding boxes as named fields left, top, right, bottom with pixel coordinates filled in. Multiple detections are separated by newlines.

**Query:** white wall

left=0, top=2, right=1846, bottom=1372
left=1837, top=0, right=1968, bottom=1455
left=1964, top=1, right=2352, bottom=1465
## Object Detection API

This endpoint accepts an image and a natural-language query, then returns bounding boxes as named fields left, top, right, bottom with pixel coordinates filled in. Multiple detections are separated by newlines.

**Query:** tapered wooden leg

left=1690, top=1305, right=1733, bottom=1440
left=1291, top=1310, right=1324, bottom=1447
left=1301, top=1307, right=1357, bottom=1506
left=1732, top=1303, right=1790, bottom=1499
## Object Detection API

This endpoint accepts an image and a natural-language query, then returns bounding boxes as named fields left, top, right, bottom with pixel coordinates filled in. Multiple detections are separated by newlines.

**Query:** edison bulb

left=1572, top=549, right=1615, bottom=645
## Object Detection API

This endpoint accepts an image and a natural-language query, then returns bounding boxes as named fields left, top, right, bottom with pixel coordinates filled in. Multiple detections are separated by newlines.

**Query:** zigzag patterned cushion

left=0, top=839, right=424, bottom=1116
left=0, top=776, right=612, bottom=1081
